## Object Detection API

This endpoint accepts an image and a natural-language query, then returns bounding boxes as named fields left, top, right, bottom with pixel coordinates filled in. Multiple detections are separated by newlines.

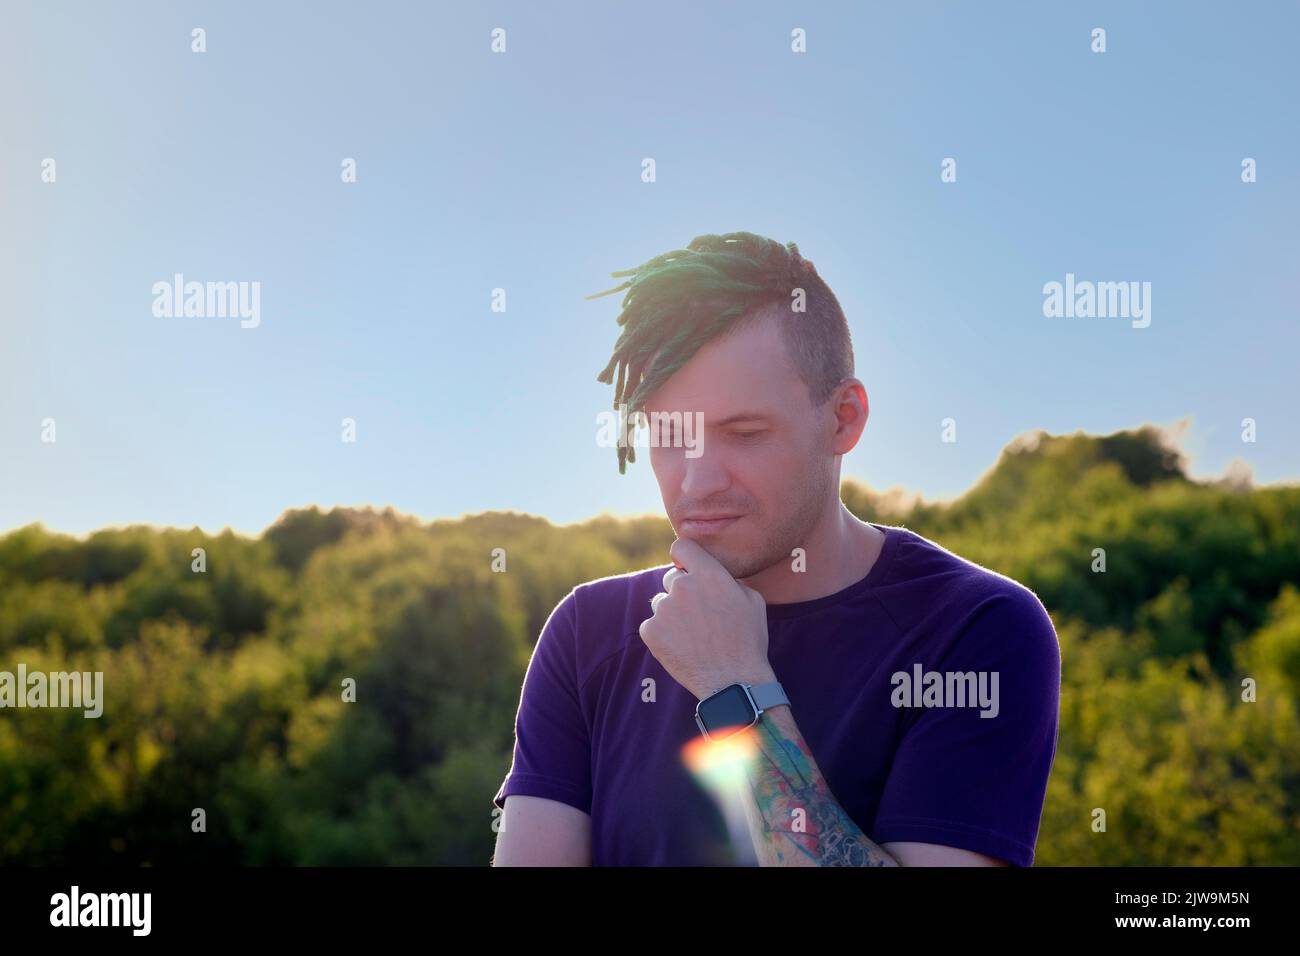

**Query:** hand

left=638, top=537, right=776, bottom=701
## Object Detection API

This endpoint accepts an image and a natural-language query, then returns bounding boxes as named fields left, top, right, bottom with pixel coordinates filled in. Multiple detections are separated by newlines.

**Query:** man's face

left=643, top=304, right=837, bottom=580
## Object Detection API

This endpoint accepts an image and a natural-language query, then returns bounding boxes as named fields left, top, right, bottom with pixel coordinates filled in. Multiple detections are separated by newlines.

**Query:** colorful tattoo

left=740, top=711, right=897, bottom=866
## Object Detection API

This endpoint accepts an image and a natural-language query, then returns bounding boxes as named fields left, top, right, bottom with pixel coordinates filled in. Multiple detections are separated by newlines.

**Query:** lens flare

left=680, top=725, right=763, bottom=865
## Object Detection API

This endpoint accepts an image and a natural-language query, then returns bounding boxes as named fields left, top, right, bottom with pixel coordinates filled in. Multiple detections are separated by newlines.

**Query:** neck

left=738, top=497, right=887, bottom=606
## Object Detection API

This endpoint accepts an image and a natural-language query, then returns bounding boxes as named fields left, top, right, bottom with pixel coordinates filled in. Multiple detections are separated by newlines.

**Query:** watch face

left=696, top=684, right=757, bottom=740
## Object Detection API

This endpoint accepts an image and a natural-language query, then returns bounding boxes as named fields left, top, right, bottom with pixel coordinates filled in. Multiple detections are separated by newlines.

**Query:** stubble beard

left=709, top=461, right=834, bottom=581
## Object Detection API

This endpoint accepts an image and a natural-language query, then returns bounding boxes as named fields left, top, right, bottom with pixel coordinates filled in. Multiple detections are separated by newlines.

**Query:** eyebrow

left=712, top=412, right=772, bottom=427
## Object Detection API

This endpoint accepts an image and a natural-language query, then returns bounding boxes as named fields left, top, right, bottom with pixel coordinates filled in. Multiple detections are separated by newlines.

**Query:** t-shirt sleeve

left=871, top=585, right=1061, bottom=866
left=492, top=589, right=593, bottom=815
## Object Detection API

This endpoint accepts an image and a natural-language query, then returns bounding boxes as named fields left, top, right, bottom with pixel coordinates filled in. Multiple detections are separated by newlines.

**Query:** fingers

left=669, top=536, right=720, bottom=574
left=647, top=564, right=686, bottom=625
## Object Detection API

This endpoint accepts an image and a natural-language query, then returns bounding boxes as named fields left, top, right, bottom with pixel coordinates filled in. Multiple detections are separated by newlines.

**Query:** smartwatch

left=694, top=680, right=789, bottom=740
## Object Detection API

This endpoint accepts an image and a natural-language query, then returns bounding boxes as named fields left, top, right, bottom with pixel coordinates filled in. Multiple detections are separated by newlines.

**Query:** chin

left=684, top=541, right=736, bottom=574
left=715, top=550, right=768, bottom=581
left=675, top=529, right=771, bottom=579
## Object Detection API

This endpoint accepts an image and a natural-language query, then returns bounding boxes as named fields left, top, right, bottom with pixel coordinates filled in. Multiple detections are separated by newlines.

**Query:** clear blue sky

left=3, top=1, right=1297, bottom=537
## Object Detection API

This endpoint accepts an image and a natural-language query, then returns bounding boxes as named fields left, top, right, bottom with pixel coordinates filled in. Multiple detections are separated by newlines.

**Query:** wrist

left=734, top=667, right=778, bottom=692
left=697, top=668, right=775, bottom=701
left=694, top=676, right=788, bottom=740
left=757, top=701, right=793, bottom=725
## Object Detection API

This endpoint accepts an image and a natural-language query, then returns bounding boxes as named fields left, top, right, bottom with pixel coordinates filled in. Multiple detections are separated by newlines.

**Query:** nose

left=679, top=441, right=730, bottom=501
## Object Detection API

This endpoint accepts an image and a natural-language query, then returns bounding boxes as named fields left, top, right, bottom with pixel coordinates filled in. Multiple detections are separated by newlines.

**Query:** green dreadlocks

left=588, top=231, right=830, bottom=473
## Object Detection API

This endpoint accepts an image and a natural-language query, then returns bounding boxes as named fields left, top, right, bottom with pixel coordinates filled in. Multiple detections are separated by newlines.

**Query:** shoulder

left=884, top=526, right=1060, bottom=664
left=570, top=563, right=672, bottom=621
left=543, top=564, right=673, bottom=682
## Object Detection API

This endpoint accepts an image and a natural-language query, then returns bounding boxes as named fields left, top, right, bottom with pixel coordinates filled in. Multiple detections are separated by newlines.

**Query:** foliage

left=1, top=428, right=1297, bottom=864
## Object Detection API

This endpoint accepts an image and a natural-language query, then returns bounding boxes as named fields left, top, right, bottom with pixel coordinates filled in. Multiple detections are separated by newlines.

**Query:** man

left=492, top=231, right=1061, bottom=866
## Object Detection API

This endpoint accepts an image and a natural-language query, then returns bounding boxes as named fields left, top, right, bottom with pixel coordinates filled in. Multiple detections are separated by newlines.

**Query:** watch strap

left=748, top=679, right=789, bottom=713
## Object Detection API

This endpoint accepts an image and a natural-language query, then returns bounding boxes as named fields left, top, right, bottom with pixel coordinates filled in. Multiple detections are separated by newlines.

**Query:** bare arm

left=735, top=705, right=1005, bottom=867
left=491, top=795, right=592, bottom=866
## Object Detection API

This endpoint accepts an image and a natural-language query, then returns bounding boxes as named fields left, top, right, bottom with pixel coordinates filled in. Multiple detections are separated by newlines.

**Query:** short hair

left=589, top=231, right=854, bottom=473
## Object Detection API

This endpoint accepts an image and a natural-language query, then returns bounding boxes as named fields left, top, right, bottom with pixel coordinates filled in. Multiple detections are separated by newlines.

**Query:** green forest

left=2, top=425, right=1298, bottom=865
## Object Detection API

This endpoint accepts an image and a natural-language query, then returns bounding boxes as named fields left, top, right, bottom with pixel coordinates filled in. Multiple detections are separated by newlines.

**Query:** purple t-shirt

left=493, top=523, right=1061, bottom=866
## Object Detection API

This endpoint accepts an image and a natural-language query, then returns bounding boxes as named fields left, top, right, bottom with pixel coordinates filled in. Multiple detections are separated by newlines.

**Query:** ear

left=828, top=378, right=869, bottom=455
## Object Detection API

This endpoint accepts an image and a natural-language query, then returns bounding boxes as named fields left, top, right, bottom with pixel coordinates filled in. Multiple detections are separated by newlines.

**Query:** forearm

left=735, top=705, right=898, bottom=867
